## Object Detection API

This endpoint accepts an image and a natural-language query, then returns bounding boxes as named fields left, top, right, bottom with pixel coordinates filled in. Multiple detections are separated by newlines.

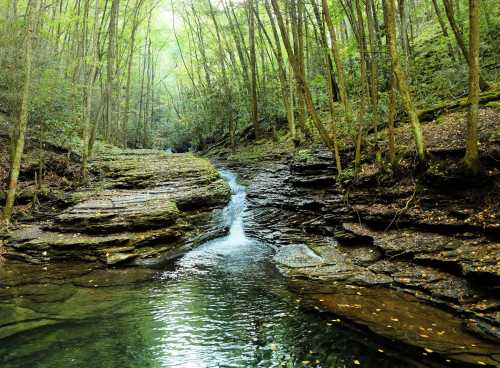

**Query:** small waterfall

left=219, top=170, right=249, bottom=245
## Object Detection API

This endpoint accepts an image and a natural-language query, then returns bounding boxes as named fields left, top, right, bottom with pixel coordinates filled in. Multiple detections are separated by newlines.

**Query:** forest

left=0, top=0, right=499, bottom=367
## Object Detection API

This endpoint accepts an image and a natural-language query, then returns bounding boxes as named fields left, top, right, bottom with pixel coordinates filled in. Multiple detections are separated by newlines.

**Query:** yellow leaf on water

left=477, top=362, right=487, bottom=366
left=424, top=348, right=433, bottom=353
left=354, top=359, right=361, bottom=365
left=377, top=348, right=384, bottom=353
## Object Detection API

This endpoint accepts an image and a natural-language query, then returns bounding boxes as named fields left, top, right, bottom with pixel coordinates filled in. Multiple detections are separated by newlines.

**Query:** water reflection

left=0, top=170, right=421, bottom=368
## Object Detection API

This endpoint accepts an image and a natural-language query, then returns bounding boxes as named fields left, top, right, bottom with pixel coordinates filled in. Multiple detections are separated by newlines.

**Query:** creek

left=0, top=170, right=439, bottom=367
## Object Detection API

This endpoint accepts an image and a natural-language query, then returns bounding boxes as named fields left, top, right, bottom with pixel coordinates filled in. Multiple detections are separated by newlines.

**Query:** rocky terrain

left=1, top=150, right=230, bottom=266
left=218, top=108, right=500, bottom=366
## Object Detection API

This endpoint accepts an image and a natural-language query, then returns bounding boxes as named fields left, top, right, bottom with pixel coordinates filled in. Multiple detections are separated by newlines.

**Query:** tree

left=442, top=0, right=489, bottom=90
left=384, top=0, right=426, bottom=162
left=248, top=0, right=260, bottom=140
left=464, top=0, right=480, bottom=173
left=81, top=0, right=101, bottom=179
left=3, top=0, right=37, bottom=221
left=270, top=0, right=337, bottom=157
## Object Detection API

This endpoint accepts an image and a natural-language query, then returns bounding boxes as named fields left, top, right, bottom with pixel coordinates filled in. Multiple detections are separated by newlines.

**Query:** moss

left=294, top=149, right=314, bottom=163
left=226, top=139, right=295, bottom=163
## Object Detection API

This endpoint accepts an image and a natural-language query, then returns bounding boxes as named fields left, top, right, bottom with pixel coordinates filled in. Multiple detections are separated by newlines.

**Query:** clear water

left=0, top=171, right=418, bottom=368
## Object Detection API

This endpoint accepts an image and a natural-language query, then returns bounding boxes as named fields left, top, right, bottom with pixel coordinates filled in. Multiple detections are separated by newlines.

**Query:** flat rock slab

left=4, top=151, right=231, bottom=265
left=341, top=223, right=500, bottom=280
left=291, top=281, right=500, bottom=367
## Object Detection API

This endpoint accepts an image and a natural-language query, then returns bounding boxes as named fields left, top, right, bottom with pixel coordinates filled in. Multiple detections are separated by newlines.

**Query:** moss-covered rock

left=3, top=150, right=230, bottom=266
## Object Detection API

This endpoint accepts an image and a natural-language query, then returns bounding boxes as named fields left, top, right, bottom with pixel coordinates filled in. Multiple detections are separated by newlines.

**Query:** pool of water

left=0, top=171, right=424, bottom=368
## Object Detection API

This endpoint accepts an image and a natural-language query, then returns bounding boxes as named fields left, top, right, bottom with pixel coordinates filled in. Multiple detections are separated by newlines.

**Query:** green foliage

left=336, top=167, right=355, bottom=184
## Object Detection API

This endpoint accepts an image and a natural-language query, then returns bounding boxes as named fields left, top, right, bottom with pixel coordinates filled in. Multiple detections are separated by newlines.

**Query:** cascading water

left=220, top=170, right=248, bottom=242
left=0, top=170, right=416, bottom=368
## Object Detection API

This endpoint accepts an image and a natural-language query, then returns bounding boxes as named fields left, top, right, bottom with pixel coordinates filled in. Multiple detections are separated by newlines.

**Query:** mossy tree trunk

left=270, top=0, right=337, bottom=156
left=384, top=0, right=426, bottom=162
left=388, top=69, right=397, bottom=166
left=464, top=0, right=481, bottom=173
left=262, top=0, right=296, bottom=141
left=82, top=0, right=100, bottom=179
left=248, top=0, right=260, bottom=140
left=352, top=0, right=370, bottom=172
left=442, top=0, right=489, bottom=91
left=431, top=0, right=457, bottom=61
left=311, top=0, right=342, bottom=175
left=3, top=0, right=36, bottom=221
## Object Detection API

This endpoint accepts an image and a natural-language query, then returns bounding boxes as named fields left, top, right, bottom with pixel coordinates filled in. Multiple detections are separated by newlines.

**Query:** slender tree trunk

left=248, top=0, right=259, bottom=140
left=3, top=0, right=37, bottom=221
left=353, top=0, right=370, bottom=172
left=384, top=0, right=426, bottom=162
left=311, top=0, right=342, bottom=174
left=121, top=0, right=143, bottom=149
left=442, top=0, right=489, bottom=90
left=270, top=0, right=336, bottom=156
left=81, top=0, right=100, bottom=179
left=388, top=69, right=397, bottom=166
left=290, top=0, right=311, bottom=139
left=208, top=0, right=236, bottom=151
left=464, top=0, right=480, bottom=173
left=431, top=0, right=456, bottom=60
left=105, top=0, right=119, bottom=143
left=322, top=0, right=353, bottom=127
left=263, top=0, right=296, bottom=141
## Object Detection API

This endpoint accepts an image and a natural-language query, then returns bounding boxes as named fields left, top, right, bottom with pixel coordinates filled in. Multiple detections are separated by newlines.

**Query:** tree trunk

left=464, top=0, right=480, bottom=173
left=121, top=0, right=143, bottom=149
left=384, top=0, right=426, bottom=162
left=270, top=0, right=336, bottom=156
left=81, top=0, right=100, bottom=179
left=105, top=0, right=120, bottom=143
left=388, top=69, right=397, bottom=166
left=248, top=0, right=260, bottom=140
left=3, top=0, right=37, bottom=221
left=442, top=0, right=489, bottom=90
left=263, top=0, right=296, bottom=141
left=431, top=0, right=456, bottom=61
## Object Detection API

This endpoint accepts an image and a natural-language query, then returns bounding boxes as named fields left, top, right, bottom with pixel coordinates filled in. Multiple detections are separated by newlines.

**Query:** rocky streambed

left=1, top=149, right=231, bottom=266
left=221, top=147, right=500, bottom=367
left=1, top=146, right=499, bottom=367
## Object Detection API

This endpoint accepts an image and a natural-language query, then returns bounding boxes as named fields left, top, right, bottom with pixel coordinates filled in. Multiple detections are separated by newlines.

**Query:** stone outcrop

left=221, top=141, right=500, bottom=366
left=2, top=150, right=230, bottom=265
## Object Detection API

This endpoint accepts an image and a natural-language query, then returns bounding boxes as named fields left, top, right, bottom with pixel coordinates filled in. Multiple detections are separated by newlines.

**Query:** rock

left=290, top=281, right=500, bottom=367
left=222, top=147, right=500, bottom=352
left=3, top=150, right=231, bottom=265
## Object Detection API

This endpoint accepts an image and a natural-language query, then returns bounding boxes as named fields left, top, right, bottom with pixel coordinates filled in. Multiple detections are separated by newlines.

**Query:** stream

left=0, top=171, right=435, bottom=367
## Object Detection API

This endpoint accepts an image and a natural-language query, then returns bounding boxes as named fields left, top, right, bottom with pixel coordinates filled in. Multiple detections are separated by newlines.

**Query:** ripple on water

left=0, top=170, right=427, bottom=368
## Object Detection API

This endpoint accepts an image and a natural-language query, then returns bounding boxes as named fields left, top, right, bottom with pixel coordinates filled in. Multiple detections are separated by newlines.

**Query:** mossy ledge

left=1, top=150, right=231, bottom=266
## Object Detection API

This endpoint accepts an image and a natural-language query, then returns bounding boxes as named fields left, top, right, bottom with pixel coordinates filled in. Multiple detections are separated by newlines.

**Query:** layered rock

left=222, top=140, right=500, bottom=365
left=3, top=150, right=230, bottom=265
